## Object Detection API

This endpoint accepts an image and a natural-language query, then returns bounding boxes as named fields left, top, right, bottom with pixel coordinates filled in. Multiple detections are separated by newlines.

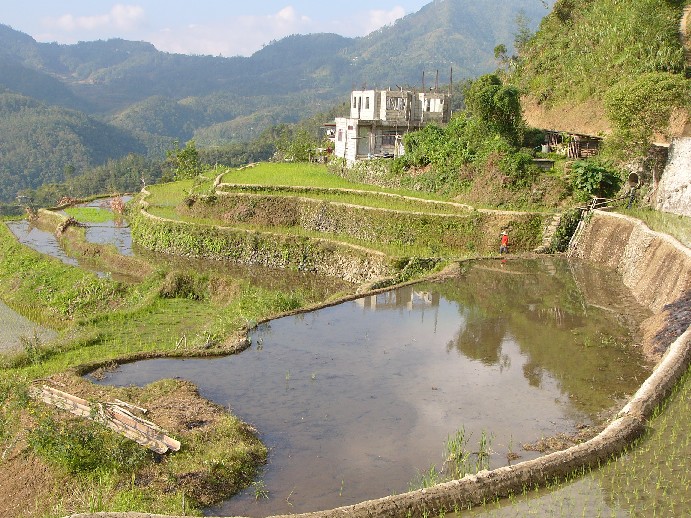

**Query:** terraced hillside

left=132, top=163, right=551, bottom=284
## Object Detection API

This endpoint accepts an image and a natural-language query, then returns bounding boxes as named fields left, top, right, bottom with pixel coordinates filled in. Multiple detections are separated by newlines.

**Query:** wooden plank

left=31, top=385, right=180, bottom=454
left=104, top=405, right=180, bottom=452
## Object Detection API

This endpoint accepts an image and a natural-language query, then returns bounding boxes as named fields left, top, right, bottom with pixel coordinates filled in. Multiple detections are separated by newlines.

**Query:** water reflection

left=6, top=220, right=79, bottom=267
left=74, top=197, right=134, bottom=256
left=95, top=258, right=651, bottom=517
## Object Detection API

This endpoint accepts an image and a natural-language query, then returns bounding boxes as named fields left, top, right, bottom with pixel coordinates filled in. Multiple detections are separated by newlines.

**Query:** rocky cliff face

left=656, top=137, right=691, bottom=217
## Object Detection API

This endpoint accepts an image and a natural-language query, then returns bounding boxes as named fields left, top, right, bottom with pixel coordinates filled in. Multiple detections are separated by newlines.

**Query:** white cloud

left=150, top=6, right=314, bottom=57
left=363, top=6, right=406, bottom=34
left=33, top=3, right=410, bottom=57
left=43, top=4, right=146, bottom=34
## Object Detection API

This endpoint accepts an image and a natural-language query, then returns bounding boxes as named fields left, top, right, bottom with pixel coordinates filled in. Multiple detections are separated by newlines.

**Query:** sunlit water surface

left=95, top=258, right=651, bottom=517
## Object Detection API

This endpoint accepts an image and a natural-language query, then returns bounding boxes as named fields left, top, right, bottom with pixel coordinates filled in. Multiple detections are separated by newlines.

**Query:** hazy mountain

left=0, top=0, right=554, bottom=201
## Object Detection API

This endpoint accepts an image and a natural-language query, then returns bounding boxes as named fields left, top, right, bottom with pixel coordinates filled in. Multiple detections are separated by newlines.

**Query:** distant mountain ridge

left=0, top=0, right=554, bottom=202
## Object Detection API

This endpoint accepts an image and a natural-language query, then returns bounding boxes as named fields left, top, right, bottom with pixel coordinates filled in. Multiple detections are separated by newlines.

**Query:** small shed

left=545, top=131, right=602, bottom=159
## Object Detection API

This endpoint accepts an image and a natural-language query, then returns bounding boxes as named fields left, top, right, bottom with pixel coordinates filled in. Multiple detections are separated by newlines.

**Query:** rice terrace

left=1, top=0, right=691, bottom=517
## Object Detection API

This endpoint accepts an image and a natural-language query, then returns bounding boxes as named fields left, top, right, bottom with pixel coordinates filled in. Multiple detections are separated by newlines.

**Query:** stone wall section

left=656, top=137, right=691, bottom=217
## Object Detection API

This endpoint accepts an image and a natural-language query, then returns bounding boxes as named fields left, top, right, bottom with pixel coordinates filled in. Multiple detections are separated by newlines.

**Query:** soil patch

left=522, top=96, right=611, bottom=137
left=641, top=290, right=691, bottom=358
left=0, top=371, right=264, bottom=516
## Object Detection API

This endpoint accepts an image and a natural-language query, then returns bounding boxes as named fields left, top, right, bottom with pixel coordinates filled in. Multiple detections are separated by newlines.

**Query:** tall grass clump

left=413, top=428, right=494, bottom=489
left=518, top=0, right=687, bottom=106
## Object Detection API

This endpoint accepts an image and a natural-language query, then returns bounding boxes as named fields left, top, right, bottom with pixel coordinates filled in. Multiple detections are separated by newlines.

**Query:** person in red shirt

left=499, top=230, right=509, bottom=254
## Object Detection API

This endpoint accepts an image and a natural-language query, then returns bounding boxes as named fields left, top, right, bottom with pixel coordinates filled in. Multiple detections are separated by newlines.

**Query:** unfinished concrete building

left=333, top=87, right=451, bottom=163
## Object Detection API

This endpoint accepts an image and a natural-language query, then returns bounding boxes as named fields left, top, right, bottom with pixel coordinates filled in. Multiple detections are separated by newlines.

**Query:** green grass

left=141, top=168, right=489, bottom=259
left=518, top=0, right=687, bottom=106
left=144, top=205, right=470, bottom=259
left=218, top=162, right=449, bottom=201
left=618, top=207, right=691, bottom=248
left=64, top=207, right=115, bottom=223
left=218, top=186, right=475, bottom=215
left=144, top=177, right=214, bottom=207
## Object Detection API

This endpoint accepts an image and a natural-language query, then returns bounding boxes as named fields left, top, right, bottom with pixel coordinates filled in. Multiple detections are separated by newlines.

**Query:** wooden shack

left=545, top=131, right=602, bottom=159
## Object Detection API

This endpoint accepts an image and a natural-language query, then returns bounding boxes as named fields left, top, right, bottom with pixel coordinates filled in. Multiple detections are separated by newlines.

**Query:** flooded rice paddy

left=95, top=258, right=652, bottom=517
left=6, top=219, right=80, bottom=268
left=66, top=197, right=134, bottom=256
left=0, top=299, right=56, bottom=353
left=7, top=197, right=134, bottom=278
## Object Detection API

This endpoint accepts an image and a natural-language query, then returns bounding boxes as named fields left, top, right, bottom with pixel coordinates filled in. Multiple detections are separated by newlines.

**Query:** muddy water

left=95, top=258, right=651, bottom=517
left=71, top=197, right=134, bottom=256
left=0, top=299, right=56, bottom=353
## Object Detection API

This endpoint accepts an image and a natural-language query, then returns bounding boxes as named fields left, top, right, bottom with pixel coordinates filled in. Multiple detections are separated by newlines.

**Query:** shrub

left=605, top=72, right=691, bottom=157
left=159, top=270, right=208, bottom=300
left=549, top=208, right=582, bottom=252
left=571, top=160, right=622, bottom=200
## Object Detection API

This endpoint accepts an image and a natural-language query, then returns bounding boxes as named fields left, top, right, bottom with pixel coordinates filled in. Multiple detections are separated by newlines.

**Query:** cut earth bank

left=65, top=209, right=691, bottom=518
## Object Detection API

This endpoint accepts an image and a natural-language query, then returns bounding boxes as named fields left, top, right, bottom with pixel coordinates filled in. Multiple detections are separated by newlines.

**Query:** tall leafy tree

left=166, top=140, right=204, bottom=180
left=463, top=74, right=523, bottom=145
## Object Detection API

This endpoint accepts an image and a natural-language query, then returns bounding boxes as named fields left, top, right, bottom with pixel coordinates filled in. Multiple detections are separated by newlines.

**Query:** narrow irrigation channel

left=93, top=257, right=652, bottom=517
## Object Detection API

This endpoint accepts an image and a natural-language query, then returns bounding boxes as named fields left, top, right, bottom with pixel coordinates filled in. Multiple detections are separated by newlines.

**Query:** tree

left=166, top=140, right=204, bottom=180
left=463, top=74, right=523, bottom=145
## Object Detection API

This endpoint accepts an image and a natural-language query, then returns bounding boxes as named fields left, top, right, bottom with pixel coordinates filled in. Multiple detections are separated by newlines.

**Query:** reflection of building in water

left=356, top=286, right=440, bottom=310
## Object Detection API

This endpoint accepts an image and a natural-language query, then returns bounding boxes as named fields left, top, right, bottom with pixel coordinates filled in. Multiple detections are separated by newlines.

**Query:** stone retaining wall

left=132, top=201, right=392, bottom=284
left=570, top=210, right=691, bottom=312
left=183, top=190, right=546, bottom=256
left=69, top=212, right=691, bottom=518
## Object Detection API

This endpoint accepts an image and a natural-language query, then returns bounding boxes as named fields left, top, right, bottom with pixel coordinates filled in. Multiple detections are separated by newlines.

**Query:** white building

left=333, top=88, right=451, bottom=164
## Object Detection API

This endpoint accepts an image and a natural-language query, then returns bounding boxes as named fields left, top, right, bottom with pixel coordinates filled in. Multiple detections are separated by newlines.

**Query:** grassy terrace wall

left=182, top=187, right=546, bottom=257
left=131, top=198, right=392, bottom=284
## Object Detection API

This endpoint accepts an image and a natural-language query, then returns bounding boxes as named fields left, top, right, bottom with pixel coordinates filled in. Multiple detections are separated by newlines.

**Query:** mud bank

left=65, top=210, right=691, bottom=518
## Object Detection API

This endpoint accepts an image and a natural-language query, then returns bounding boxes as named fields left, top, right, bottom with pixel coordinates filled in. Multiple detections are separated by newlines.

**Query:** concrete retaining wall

left=570, top=210, right=691, bottom=312
left=656, top=137, right=691, bottom=217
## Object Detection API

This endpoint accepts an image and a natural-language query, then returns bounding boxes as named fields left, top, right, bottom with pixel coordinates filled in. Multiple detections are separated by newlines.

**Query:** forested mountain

left=0, top=0, right=554, bottom=202
left=0, top=93, right=146, bottom=202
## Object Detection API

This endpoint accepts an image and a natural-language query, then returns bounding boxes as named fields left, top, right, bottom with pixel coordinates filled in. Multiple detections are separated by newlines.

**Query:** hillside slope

left=518, top=0, right=690, bottom=139
left=0, top=93, right=146, bottom=202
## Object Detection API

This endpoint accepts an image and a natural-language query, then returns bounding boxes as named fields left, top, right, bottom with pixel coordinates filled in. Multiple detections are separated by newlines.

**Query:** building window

left=382, top=135, right=397, bottom=146
left=365, top=97, right=370, bottom=109
left=352, top=97, right=357, bottom=108
left=338, top=129, right=343, bottom=142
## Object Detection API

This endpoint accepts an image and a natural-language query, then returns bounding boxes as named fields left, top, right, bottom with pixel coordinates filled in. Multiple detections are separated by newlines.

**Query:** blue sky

left=1, top=1, right=432, bottom=56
